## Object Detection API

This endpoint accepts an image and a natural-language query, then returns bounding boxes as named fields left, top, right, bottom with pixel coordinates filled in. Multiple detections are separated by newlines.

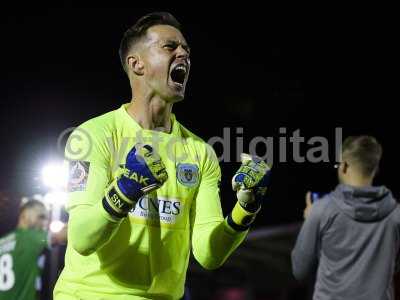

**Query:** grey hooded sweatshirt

left=292, top=184, right=400, bottom=300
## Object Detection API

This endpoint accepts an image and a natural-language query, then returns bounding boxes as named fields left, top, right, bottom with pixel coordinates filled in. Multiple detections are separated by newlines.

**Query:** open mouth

left=170, top=63, right=187, bottom=87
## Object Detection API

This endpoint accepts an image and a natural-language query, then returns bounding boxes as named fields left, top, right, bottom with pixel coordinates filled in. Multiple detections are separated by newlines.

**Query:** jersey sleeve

left=64, top=122, right=124, bottom=255
left=190, top=144, right=247, bottom=270
left=190, top=144, right=224, bottom=225
left=65, top=122, right=111, bottom=211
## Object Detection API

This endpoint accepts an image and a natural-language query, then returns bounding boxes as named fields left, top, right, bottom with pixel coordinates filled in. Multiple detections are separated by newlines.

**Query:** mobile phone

left=311, top=192, right=326, bottom=203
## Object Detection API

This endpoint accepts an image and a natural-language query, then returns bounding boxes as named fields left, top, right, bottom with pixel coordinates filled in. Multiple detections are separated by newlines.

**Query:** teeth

left=170, top=64, right=187, bottom=86
left=175, top=65, right=187, bottom=73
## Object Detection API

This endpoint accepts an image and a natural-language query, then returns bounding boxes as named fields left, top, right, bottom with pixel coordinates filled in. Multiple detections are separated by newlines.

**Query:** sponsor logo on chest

left=129, top=196, right=182, bottom=224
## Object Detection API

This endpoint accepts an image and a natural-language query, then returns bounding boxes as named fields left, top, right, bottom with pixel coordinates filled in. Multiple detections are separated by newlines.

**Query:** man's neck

left=127, top=95, right=173, bottom=133
left=343, top=176, right=373, bottom=188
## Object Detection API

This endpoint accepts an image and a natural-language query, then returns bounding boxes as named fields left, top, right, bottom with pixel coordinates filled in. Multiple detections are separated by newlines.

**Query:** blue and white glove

left=103, top=144, right=168, bottom=219
left=228, top=153, right=271, bottom=230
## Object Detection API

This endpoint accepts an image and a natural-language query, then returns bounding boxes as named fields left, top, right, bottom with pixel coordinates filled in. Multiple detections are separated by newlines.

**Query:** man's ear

left=127, top=54, right=144, bottom=75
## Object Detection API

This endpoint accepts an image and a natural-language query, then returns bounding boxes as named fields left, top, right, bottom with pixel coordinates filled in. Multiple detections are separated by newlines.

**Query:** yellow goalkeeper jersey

left=53, top=104, right=247, bottom=300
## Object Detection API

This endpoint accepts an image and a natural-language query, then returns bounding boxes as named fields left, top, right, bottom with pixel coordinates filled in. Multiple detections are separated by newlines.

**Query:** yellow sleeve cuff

left=231, top=201, right=258, bottom=226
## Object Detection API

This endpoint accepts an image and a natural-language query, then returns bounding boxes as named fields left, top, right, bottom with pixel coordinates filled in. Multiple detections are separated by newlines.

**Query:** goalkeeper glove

left=228, top=153, right=271, bottom=230
left=102, top=143, right=168, bottom=219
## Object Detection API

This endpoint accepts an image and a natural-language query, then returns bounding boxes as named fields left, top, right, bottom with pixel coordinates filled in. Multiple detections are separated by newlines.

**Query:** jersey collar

left=118, top=103, right=181, bottom=137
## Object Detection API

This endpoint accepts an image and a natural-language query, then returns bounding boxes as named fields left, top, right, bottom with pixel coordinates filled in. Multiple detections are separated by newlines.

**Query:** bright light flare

left=50, top=220, right=65, bottom=233
left=43, top=191, right=68, bottom=207
left=41, top=162, right=68, bottom=190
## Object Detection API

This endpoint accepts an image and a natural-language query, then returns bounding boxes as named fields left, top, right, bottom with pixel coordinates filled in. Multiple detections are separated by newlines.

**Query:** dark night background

left=0, top=4, right=398, bottom=299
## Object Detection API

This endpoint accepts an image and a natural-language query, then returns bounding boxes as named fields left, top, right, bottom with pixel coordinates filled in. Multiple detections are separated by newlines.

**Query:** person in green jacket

left=0, top=199, right=66, bottom=300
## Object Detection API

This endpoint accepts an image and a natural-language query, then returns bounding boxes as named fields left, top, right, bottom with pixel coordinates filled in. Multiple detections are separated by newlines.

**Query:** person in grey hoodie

left=292, top=135, right=400, bottom=300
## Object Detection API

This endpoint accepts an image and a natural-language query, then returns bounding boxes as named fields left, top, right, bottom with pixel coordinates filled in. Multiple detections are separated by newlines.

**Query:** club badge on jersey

left=177, top=163, right=199, bottom=187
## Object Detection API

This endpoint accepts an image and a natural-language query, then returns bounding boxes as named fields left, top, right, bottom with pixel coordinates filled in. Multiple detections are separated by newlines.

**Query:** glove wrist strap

left=102, top=181, right=136, bottom=219
left=227, top=201, right=260, bottom=231
left=239, top=198, right=261, bottom=213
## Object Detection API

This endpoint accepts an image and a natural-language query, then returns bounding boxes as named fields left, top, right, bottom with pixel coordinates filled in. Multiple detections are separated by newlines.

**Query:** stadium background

left=0, top=4, right=397, bottom=300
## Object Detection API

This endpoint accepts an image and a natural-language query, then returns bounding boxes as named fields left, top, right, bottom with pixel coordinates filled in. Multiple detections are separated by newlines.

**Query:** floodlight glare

left=42, top=162, right=68, bottom=190
left=43, top=191, right=68, bottom=207
left=50, top=220, right=65, bottom=233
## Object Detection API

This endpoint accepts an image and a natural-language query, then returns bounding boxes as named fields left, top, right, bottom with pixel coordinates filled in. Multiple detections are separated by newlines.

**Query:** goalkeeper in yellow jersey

left=54, top=12, right=271, bottom=300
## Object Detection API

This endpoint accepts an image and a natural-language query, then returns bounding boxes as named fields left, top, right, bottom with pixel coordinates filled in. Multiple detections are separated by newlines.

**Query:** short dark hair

left=20, top=199, right=45, bottom=214
left=119, top=12, right=182, bottom=73
left=342, top=135, right=382, bottom=177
